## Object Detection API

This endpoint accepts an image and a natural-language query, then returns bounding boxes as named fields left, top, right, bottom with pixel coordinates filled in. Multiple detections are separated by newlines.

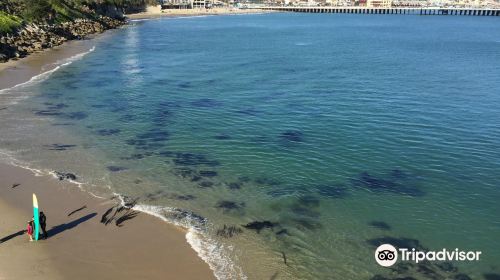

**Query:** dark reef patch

left=107, top=166, right=128, bottom=172
left=390, top=169, right=408, bottom=180
left=120, top=153, right=147, bottom=160
left=215, top=200, right=245, bottom=213
left=44, top=144, right=76, bottom=151
left=214, top=134, right=231, bottom=140
left=228, top=182, right=242, bottom=190
left=352, top=171, right=424, bottom=197
left=243, top=221, right=277, bottom=233
left=292, top=217, right=323, bottom=230
left=96, top=128, right=121, bottom=136
left=190, top=98, right=221, bottom=108
left=254, top=177, right=281, bottom=186
left=173, top=152, right=219, bottom=167
left=216, top=225, right=243, bottom=238
left=55, top=171, right=77, bottom=181
left=369, top=221, right=392, bottom=231
left=199, top=181, right=214, bottom=188
left=238, top=176, right=251, bottom=183
left=367, top=236, right=424, bottom=250
left=484, top=274, right=500, bottom=280
left=279, top=130, right=304, bottom=143
left=199, top=170, right=218, bottom=178
left=65, top=111, right=88, bottom=120
left=34, top=110, right=63, bottom=116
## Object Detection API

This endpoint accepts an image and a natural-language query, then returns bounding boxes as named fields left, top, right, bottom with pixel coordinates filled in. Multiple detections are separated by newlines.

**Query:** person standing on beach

left=39, top=212, right=48, bottom=239
left=27, top=221, right=34, bottom=241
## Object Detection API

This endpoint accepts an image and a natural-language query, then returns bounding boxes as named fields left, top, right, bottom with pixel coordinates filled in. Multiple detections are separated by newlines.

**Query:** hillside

left=0, top=0, right=156, bottom=62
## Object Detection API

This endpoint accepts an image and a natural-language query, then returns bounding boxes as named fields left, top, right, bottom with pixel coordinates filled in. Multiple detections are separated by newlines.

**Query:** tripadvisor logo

left=375, top=244, right=482, bottom=267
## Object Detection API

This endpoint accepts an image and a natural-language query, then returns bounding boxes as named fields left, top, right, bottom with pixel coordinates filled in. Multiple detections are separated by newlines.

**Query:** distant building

left=366, top=0, right=391, bottom=6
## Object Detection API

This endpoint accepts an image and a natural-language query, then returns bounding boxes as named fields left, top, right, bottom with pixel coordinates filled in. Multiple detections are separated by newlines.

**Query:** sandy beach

left=0, top=162, right=215, bottom=279
left=126, top=6, right=270, bottom=20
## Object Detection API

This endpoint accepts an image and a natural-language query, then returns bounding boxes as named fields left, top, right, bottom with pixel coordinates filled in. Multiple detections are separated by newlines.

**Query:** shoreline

left=0, top=161, right=216, bottom=280
left=126, top=6, right=272, bottom=20
left=0, top=13, right=236, bottom=279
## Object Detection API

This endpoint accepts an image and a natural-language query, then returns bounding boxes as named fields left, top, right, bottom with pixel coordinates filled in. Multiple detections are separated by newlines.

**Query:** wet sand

left=0, top=38, right=99, bottom=90
left=0, top=163, right=215, bottom=279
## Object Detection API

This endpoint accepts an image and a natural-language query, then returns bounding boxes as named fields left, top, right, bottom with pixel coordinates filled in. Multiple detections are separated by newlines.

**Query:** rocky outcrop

left=0, top=16, right=124, bottom=63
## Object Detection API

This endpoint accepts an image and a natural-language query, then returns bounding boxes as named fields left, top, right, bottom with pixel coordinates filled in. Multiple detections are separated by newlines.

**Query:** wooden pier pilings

left=255, top=6, right=500, bottom=16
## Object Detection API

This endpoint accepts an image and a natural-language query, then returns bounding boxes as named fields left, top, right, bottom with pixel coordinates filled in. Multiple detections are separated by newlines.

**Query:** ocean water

left=1, top=13, right=500, bottom=280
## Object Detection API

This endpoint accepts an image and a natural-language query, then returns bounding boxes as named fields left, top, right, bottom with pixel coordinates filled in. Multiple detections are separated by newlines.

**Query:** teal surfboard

left=32, top=194, right=39, bottom=241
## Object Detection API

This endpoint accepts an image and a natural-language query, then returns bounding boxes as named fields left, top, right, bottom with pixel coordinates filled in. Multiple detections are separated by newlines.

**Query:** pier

left=254, top=6, right=500, bottom=16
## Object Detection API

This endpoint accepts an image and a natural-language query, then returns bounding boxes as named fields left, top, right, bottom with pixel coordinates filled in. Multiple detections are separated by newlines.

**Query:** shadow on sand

left=0, top=230, right=26, bottom=244
left=47, top=213, right=97, bottom=238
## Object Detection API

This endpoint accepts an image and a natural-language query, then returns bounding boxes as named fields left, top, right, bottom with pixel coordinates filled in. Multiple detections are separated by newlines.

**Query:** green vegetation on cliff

left=0, top=0, right=156, bottom=34
left=0, top=11, right=21, bottom=34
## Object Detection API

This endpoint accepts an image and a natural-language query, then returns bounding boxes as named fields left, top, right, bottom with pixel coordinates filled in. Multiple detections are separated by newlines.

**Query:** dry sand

left=0, top=163, right=216, bottom=279
left=126, top=6, right=270, bottom=20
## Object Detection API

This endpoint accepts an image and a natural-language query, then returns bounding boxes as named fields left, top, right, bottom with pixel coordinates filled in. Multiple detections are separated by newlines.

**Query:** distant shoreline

left=126, top=6, right=273, bottom=20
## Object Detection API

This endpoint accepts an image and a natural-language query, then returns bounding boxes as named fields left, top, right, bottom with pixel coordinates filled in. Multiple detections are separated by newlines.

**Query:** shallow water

left=1, top=13, right=500, bottom=280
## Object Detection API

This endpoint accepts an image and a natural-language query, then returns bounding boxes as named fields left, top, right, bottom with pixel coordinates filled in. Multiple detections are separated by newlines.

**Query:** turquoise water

left=1, top=13, right=500, bottom=280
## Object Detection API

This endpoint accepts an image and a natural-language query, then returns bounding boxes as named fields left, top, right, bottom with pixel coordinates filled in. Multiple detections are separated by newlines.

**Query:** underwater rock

left=96, top=128, right=121, bottom=136
left=191, top=98, right=221, bottom=108
left=173, top=168, right=196, bottom=178
left=292, top=218, right=323, bottom=230
left=121, top=153, right=145, bottom=160
left=276, top=229, right=289, bottom=236
left=297, top=195, right=320, bottom=207
left=216, top=225, right=243, bottom=238
left=390, top=169, right=408, bottom=179
left=199, top=170, right=218, bottom=177
left=34, top=110, right=63, bottom=116
left=290, top=205, right=320, bottom=218
left=254, top=177, right=281, bottom=186
left=166, top=208, right=207, bottom=229
left=65, top=111, right=88, bottom=120
left=215, top=200, right=245, bottom=212
left=136, top=130, right=170, bottom=142
left=243, top=221, right=277, bottom=233
left=44, top=144, right=77, bottom=151
left=484, top=274, right=500, bottom=280
left=199, top=181, right=214, bottom=188
left=279, top=130, right=304, bottom=142
left=107, top=166, right=128, bottom=172
left=453, top=274, right=472, bottom=280
left=435, top=262, right=457, bottom=273
left=353, top=172, right=424, bottom=197
left=173, top=152, right=219, bottom=166
left=238, top=176, right=251, bottom=183
left=416, top=263, right=440, bottom=280
left=228, top=182, right=242, bottom=190
left=47, top=103, right=68, bottom=110
left=55, top=172, right=77, bottom=181
left=367, top=236, right=424, bottom=250
left=191, top=175, right=202, bottom=182
left=214, top=134, right=231, bottom=140
left=369, top=221, right=392, bottom=231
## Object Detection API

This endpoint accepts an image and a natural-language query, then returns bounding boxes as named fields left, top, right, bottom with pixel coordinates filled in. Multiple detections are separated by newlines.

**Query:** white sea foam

left=0, top=46, right=96, bottom=94
left=133, top=203, right=247, bottom=280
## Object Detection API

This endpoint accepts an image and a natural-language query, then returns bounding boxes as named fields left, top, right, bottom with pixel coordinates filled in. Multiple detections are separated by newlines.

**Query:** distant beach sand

left=0, top=162, right=215, bottom=279
left=126, top=6, right=271, bottom=20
